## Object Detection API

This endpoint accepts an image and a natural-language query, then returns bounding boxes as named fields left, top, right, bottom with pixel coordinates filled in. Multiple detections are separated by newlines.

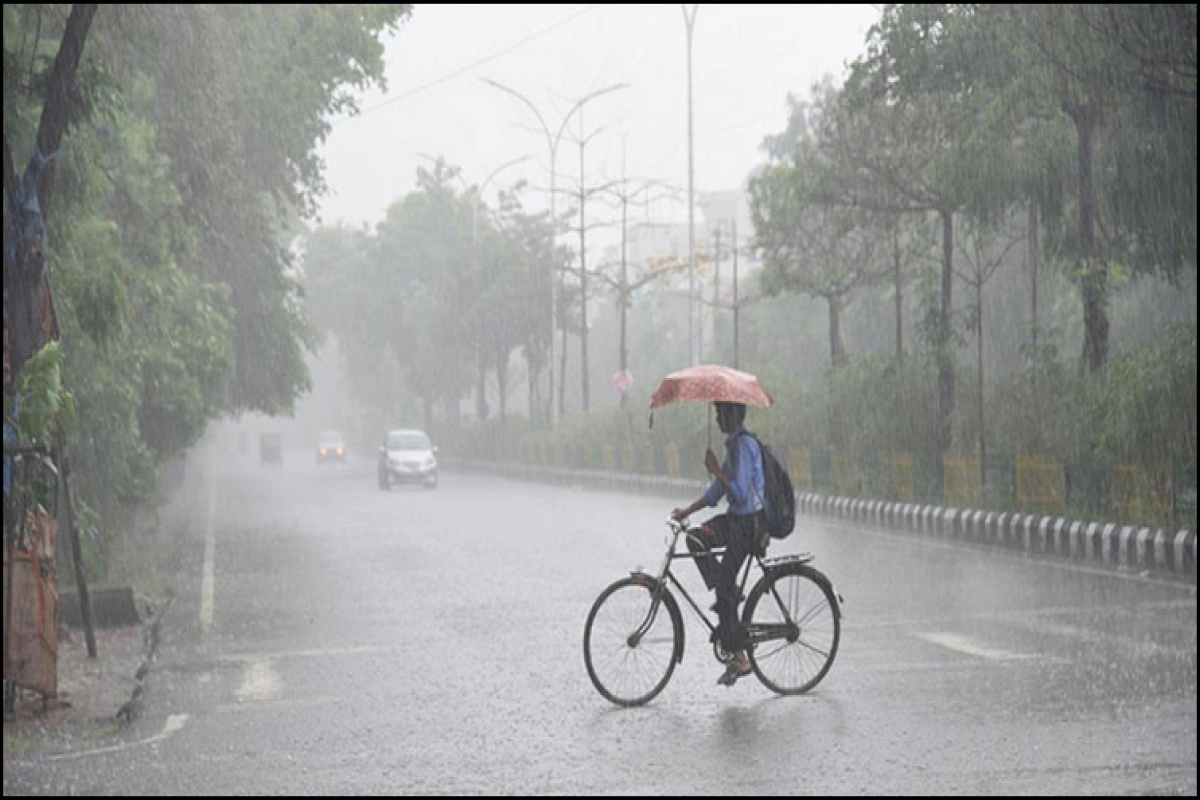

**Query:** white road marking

left=216, top=696, right=340, bottom=714
left=46, top=714, right=190, bottom=761
left=236, top=657, right=282, bottom=703
left=1013, top=617, right=1195, bottom=658
left=916, top=632, right=1040, bottom=661
left=216, top=644, right=398, bottom=663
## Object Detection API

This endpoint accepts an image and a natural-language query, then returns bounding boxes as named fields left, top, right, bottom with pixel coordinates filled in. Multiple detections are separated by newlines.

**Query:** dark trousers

left=687, top=512, right=764, bottom=653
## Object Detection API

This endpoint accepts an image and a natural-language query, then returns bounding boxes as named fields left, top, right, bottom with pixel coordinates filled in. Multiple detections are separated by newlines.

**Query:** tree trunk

left=495, top=346, right=509, bottom=420
left=894, top=227, right=903, bottom=363
left=527, top=353, right=538, bottom=421
left=475, top=348, right=488, bottom=421
left=58, top=427, right=96, bottom=658
left=976, top=281, right=986, bottom=491
left=3, top=4, right=97, bottom=392
left=558, top=321, right=567, bottom=418
left=938, top=210, right=956, bottom=453
left=828, top=295, right=845, bottom=367
left=1028, top=197, right=1040, bottom=363
left=1071, top=102, right=1108, bottom=372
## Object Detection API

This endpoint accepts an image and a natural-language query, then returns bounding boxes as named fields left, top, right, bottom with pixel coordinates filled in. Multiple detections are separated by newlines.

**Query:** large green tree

left=993, top=4, right=1196, bottom=371
left=305, top=162, right=558, bottom=434
left=4, top=3, right=409, bottom=550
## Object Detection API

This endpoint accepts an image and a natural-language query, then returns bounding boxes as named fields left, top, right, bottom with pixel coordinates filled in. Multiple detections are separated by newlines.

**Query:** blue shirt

left=702, top=429, right=764, bottom=516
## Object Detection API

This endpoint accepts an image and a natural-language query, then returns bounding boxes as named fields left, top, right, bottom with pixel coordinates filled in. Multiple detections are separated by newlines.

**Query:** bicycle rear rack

left=762, top=552, right=815, bottom=569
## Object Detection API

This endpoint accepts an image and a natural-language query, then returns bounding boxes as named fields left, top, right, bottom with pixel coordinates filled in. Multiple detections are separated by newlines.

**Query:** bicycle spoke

left=745, top=567, right=840, bottom=696
left=585, top=579, right=679, bottom=706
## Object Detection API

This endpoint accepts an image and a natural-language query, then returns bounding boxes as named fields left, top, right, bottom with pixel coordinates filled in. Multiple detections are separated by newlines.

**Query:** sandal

left=716, top=658, right=753, bottom=686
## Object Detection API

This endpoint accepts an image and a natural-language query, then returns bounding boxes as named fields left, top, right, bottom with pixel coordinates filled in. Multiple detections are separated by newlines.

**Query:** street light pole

left=682, top=4, right=699, bottom=366
left=419, top=152, right=530, bottom=241
left=472, top=155, right=531, bottom=242
left=482, top=77, right=627, bottom=426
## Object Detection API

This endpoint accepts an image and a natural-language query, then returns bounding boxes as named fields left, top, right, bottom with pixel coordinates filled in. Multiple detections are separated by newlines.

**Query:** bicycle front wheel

left=743, top=565, right=840, bottom=695
left=583, top=577, right=680, bottom=707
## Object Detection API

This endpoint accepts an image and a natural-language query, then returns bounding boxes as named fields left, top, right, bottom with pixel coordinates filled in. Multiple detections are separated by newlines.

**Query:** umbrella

left=650, top=364, right=773, bottom=410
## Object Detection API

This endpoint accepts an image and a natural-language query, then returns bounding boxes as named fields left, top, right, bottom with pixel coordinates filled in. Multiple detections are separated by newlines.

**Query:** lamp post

left=682, top=4, right=699, bottom=365
left=416, top=153, right=529, bottom=241
left=482, top=77, right=627, bottom=426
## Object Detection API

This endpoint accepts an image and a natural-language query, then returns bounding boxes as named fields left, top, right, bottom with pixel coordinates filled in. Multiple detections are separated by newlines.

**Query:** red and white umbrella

left=650, top=364, right=773, bottom=410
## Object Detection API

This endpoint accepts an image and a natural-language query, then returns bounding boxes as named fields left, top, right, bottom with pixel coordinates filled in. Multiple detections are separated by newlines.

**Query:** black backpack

left=742, top=432, right=796, bottom=539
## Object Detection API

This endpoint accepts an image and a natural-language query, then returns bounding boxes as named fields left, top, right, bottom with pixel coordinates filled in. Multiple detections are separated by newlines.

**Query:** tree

left=4, top=4, right=409, bottom=567
left=751, top=131, right=884, bottom=367
left=827, top=6, right=1026, bottom=451
left=953, top=215, right=1024, bottom=482
left=306, top=161, right=559, bottom=432
left=997, top=4, right=1197, bottom=372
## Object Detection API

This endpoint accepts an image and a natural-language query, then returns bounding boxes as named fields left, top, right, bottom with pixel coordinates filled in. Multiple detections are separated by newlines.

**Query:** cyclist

left=671, top=400, right=767, bottom=686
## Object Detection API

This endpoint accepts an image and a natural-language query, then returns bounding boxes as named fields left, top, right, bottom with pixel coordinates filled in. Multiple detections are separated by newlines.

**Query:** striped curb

left=448, top=460, right=1195, bottom=580
left=797, top=491, right=1194, bottom=580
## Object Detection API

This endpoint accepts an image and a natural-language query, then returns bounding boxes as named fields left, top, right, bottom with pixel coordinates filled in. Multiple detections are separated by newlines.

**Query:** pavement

left=2, top=483, right=185, bottom=772
left=2, top=592, right=173, bottom=759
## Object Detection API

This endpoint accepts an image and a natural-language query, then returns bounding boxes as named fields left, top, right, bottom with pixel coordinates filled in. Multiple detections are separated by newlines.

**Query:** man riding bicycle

left=671, top=400, right=767, bottom=687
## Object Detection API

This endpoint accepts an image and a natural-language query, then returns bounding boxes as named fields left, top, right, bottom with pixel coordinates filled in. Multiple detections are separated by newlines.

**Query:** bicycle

left=584, top=516, right=843, bottom=707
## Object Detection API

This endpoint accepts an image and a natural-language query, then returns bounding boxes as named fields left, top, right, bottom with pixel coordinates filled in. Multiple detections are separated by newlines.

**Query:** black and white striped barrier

left=448, top=460, right=1194, bottom=579
left=798, top=492, right=1195, bottom=579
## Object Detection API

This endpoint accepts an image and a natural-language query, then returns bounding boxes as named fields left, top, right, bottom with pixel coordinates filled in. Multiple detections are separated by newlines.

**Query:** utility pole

left=564, top=110, right=622, bottom=414
left=594, top=165, right=680, bottom=412
left=733, top=218, right=740, bottom=370
left=481, top=78, right=627, bottom=425
left=576, top=115, right=590, bottom=412
left=712, top=224, right=722, bottom=362
left=682, top=4, right=699, bottom=365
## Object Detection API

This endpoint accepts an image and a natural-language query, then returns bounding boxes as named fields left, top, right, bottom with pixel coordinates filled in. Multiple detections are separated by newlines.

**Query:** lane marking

left=236, top=657, right=282, bottom=703
left=1012, top=617, right=1195, bottom=659
left=200, top=479, right=216, bottom=637
left=916, top=632, right=1040, bottom=661
left=46, top=714, right=190, bottom=761
left=843, top=660, right=1050, bottom=675
left=216, top=696, right=340, bottom=714
left=216, top=644, right=398, bottom=663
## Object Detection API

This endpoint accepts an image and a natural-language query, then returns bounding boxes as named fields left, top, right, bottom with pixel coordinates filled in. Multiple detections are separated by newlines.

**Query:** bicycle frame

left=630, top=519, right=798, bottom=656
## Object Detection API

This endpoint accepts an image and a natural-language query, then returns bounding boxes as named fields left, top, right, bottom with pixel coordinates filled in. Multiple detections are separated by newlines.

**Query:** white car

left=377, top=429, right=438, bottom=490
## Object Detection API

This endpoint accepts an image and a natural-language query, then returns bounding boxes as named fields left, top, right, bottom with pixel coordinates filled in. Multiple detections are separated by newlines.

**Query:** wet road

left=5, top=448, right=1196, bottom=794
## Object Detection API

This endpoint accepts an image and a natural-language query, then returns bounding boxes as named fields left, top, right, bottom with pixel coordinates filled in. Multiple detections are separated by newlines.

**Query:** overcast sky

left=316, top=4, right=879, bottom=242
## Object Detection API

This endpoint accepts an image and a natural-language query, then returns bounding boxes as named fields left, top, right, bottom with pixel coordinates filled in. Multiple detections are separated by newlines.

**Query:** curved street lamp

left=481, top=77, right=629, bottom=426
left=416, top=153, right=530, bottom=241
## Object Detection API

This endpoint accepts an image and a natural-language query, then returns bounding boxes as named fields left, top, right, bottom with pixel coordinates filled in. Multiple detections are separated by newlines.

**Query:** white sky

left=316, top=4, right=878, bottom=246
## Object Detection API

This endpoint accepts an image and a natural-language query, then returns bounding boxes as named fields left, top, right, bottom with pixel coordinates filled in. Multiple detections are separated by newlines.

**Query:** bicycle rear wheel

left=743, top=564, right=840, bottom=695
left=584, top=577, right=680, bottom=707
